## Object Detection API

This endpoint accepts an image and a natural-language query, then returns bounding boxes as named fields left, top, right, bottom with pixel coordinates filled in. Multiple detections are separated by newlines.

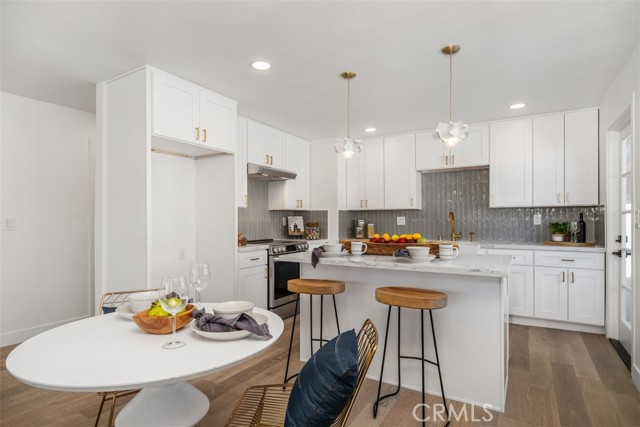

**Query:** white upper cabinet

left=345, top=138, right=384, bottom=210
left=532, top=109, right=598, bottom=206
left=533, top=114, right=565, bottom=206
left=237, top=117, right=248, bottom=208
left=268, top=135, right=310, bottom=210
left=151, top=69, right=237, bottom=154
left=384, top=134, right=421, bottom=209
left=415, top=124, right=489, bottom=171
left=247, top=120, right=286, bottom=170
left=564, top=109, right=599, bottom=206
left=489, top=118, right=533, bottom=207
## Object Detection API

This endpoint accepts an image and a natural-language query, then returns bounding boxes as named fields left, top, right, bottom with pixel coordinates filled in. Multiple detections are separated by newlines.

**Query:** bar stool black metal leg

left=374, top=306, right=403, bottom=417
left=421, top=309, right=426, bottom=427
left=373, top=305, right=392, bottom=418
left=309, top=295, right=314, bottom=356
left=430, top=309, right=450, bottom=427
left=284, top=294, right=300, bottom=383
left=332, top=294, right=341, bottom=334
left=319, top=296, right=324, bottom=348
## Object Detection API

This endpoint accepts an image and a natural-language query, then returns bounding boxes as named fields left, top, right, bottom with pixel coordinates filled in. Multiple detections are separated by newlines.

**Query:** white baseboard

left=0, top=314, right=89, bottom=347
left=509, top=316, right=605, bottom=334
left=633, top=364, right=640, bottom=392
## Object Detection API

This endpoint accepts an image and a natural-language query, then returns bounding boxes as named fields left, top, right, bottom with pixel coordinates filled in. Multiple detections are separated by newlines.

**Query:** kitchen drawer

left=534, top=250, right=604, bottom=270
left=485, top=249, right=533, bottom=266
left=238, top=250, right=268, bottom=269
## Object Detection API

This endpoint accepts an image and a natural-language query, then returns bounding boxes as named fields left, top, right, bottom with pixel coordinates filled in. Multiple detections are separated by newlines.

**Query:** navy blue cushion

left=285, top=329, right=358, bottom=427
left=102, top=306, right=117, bottom=314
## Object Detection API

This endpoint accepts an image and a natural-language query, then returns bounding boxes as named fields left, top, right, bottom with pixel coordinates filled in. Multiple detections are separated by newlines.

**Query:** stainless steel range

left=247, top=239, right=309, bottom=318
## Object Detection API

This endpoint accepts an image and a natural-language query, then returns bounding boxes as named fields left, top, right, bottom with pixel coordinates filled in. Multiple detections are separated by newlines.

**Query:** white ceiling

left=2, top=1, right=639, bottom=141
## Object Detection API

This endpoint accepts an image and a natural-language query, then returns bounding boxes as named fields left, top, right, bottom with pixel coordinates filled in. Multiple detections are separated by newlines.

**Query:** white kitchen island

left=278, top=252, right=512, bottom=412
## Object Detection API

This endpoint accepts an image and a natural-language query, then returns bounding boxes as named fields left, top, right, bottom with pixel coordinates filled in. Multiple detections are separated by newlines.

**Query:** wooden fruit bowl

left=340, top=239, right=459, bottom=257
left=133, top=304, right=196, bottom=335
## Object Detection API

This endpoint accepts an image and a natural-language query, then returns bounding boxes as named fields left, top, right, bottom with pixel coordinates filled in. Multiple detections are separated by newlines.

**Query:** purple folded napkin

left=192, top=308, right=272, bottom=339
left=311, top=247, right=324, bottom=268
left=394, top=248, right=412, bottom=259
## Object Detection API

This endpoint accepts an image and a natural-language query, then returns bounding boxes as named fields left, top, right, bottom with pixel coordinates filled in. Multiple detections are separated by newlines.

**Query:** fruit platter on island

left=340, top=233, right=458, bottom=257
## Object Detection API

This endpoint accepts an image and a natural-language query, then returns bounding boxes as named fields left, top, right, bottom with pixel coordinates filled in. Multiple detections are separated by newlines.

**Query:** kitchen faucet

left=448, top=211, right=462, bottom=241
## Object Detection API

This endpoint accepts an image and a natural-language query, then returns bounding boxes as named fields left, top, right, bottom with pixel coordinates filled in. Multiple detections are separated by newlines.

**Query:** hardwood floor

left=1, top=319, right=639, bottom=426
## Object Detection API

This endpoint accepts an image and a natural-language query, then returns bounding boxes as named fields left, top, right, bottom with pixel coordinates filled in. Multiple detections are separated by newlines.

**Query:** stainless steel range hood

left=247, top=163, right=297, bottom=181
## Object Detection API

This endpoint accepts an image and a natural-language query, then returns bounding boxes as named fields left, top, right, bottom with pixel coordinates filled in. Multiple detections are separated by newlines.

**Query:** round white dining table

left=6, top=307, right=284, bottom=427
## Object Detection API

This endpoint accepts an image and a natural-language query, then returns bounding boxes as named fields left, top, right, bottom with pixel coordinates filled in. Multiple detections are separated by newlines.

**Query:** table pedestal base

left=115, top=381, right=209, bottom=427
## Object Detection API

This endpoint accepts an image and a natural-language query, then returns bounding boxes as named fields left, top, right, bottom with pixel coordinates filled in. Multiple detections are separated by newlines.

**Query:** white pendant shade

left=334, top=137, right=363, bottom=159
left=433, top=121, right=469, bottom=147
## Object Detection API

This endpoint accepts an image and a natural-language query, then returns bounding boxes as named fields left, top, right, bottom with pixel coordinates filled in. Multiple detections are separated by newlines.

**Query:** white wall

left=598, top=41, right=640, bottom=389
left=1, top=93, right=95, bottom=346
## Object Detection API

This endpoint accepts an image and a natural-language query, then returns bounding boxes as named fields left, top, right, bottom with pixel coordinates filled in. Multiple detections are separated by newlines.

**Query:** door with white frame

left=616, top=123, right=633, bottom=360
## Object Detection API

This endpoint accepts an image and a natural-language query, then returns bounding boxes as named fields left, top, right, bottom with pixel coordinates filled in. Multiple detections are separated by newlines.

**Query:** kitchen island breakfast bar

left=278, top=252, right=513, bottom=412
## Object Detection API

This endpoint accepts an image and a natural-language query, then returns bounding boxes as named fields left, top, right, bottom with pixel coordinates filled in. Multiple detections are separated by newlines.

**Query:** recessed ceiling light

left=251, top=61, right=271, bottom=71
left=364, top=127, right=376, bottom=133
left=510, top=103, right=526, bottom=110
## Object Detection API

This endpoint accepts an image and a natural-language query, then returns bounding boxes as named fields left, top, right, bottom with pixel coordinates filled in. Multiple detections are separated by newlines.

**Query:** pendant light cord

left=449, top=51, right=453, bottom=122
left=347, top=77, right=351, bottom=138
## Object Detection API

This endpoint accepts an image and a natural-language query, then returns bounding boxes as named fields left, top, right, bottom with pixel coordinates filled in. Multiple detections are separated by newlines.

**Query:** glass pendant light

left=433, top=44, right=468, bottom=147
left=334, top=71, right=363, bottom=159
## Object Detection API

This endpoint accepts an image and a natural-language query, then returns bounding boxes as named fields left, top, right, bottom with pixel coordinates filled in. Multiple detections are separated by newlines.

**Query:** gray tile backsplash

left=339, top=168, right=605, bottom=245
left=238, top=179, right=328, bottom=240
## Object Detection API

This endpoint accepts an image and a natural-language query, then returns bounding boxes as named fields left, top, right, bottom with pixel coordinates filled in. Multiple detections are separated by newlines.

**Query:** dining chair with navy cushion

left=225, top=318, right=378, bottom=427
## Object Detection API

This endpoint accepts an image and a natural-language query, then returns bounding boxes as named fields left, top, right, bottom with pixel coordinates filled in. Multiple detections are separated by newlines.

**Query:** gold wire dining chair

left=94, top=289, right=158, bottom=427
left=225, top=318, right=378, bottom=427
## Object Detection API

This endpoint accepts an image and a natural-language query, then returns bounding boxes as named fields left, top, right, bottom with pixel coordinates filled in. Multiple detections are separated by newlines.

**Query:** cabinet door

left=267, top=129, right=286, bottom=169
left=564, top=109, right=599, bottom=205
left=237, top=118, right=248, bottom=208
left=533, top=114, right=565, bottom=206
left=199, top=90, right=235, bottom=153
left=296, top=139, right=310, bottom=208
left=534, top=266, right=568, bottom=321
left=568, top=268, right=604, bottom=325
left=363, top=138, right=385, bottom=209
left=345, top=153, right=364, bottom=210
left=508, top=266, right=534, bottom=317
left=489, top=118, right=533, bottom=207
left=415, top=131, right=449, bottom=171
left=451, top=123, right=489, bottom=168
left=238, top=265, right=268, bottom=310
left=384, top=134, right=417, bottom=209
left=247, top=121, right=268, bottom=165
left=152, top=71, right=199, bottom=143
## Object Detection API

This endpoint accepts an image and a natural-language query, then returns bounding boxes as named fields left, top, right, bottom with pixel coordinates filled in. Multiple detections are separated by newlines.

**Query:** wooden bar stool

left=372, top=286, right=449, bottom=427
left=284, top=278, right=345, bottom=383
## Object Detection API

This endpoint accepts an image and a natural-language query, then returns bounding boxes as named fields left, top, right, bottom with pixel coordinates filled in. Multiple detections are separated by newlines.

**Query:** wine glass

left=158, top=276, right=189, bottom=350
left=189, top=262, right=211, bottom=306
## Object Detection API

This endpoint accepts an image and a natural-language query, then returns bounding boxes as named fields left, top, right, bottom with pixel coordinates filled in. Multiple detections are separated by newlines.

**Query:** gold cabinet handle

left=571, top=272, right=575, bottom=283
left=561, top=272, right=565, bottom=283
left=202, top=129, right=207, bottom=142
left=445, top=155, right=449, bottom=165
left=265, top=154, right=269, bottom=164
left=365, top=200, right=368, bottom=208
left=557, top=193, right=562, bottom=204
left=451, top=155, right=455, bottom=165
left=195, top=127, right=200, bottom=141
left=269, top=155, right=273, bottom=165
left=410, top=197, right=414, bottom=207
left=360, top=200, right=363, bottom=208
left=300, top=199, right=303, bottom=208
left=566, top=192, right=571, bottom=203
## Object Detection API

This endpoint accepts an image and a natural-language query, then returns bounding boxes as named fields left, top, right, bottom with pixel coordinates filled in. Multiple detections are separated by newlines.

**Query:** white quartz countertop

left=278, top=252, right=512, bottom=278
left=479, top=242, right=606, bottom=252
left=238, top=244, right=269, bottom=252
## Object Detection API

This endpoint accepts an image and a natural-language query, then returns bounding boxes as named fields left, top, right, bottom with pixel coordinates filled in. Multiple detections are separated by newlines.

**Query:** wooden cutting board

left=340, top=239, right=458, bottom=256
left=543, top=241, right=596, bottom=247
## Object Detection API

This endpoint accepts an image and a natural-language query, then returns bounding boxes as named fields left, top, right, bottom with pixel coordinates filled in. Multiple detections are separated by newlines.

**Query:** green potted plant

left=548, top=222, right=570, bottom=242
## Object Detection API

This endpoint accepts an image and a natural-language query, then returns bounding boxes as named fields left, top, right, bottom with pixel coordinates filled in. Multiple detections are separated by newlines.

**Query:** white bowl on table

left=211, top=301, right=255, bottom=319
left=406, top=246, right=431, bottom=258
left=129, top=291, right=160, bottom=313
left=323, top=243, right=344, bottom=253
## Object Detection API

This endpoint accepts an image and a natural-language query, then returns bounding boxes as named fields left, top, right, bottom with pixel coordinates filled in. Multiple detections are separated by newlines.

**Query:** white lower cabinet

left=533, top=250, right=604, bottom=326
left=237, top=250, right=268, bottom=310
left=509, top=266, right=534, bottom=317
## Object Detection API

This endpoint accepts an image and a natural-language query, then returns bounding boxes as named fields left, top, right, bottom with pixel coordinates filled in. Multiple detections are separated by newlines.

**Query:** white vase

left=551, top=234, right=564, bottom=242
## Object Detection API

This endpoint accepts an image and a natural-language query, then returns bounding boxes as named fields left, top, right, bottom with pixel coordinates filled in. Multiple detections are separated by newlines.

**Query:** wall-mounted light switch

left=4, top=217, right=15, bottom=231
left=533, top=214, right=542, bottom=225
left=397, top=216, right=406, bottom=226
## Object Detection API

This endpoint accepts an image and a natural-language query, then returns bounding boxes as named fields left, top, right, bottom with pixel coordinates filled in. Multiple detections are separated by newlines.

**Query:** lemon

left=373, top=233, right=380, bottom=239
left=413, top=233, right=422, bottom=240
left=382, top=233, right=390, bottom=240
left=392, top=235, right=399, bottom=241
